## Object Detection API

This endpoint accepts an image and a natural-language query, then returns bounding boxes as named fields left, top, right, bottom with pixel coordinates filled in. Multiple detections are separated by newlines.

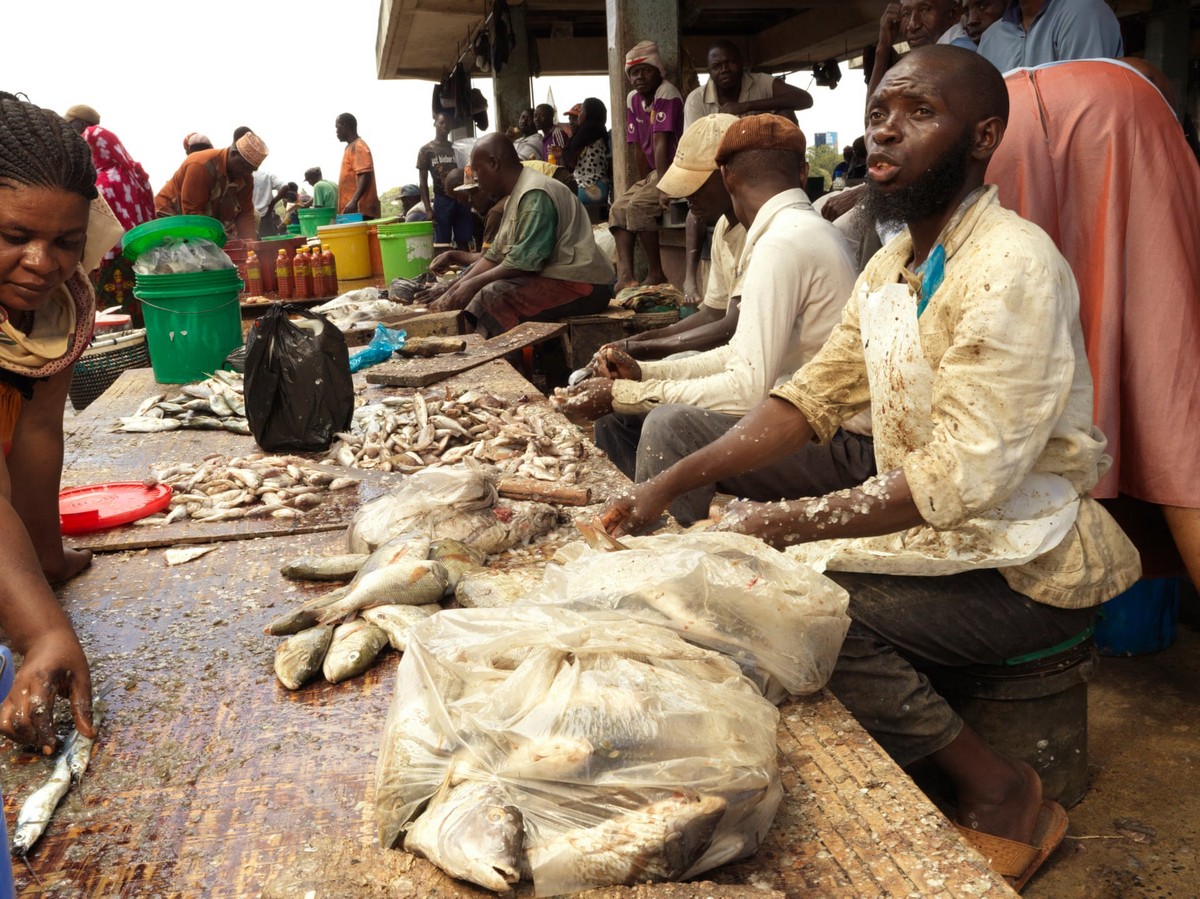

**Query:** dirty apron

left=789, top=281, right=1080, bottom=576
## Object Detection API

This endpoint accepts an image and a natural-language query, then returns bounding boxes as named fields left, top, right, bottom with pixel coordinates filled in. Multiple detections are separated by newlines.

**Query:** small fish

left=11, top=725, right=98, bottom=856
left=322, top=619, right=389, bottom=683
left=404, top=780, right=525, bottom=893
left=280, top=554, right=368, bottom=582
left=116, top=416, right=182, bottom=433
left=222, top=419, right=252, bottom=435
left=181, top=415, right=226, bottom=430
left=134, top=392, right=167, bottom=416
left=274, top=625, right=334, bottom=690
left=328, top=476, right=361, bottom=491
left=361, top=603, right=439, bottom=652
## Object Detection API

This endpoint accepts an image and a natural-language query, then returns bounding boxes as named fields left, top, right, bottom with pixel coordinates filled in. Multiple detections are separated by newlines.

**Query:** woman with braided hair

left=0, top=92, right=111, bottom=756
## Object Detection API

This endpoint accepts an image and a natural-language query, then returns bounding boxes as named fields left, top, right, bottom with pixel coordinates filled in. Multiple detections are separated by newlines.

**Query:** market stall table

left=0, top=362, right=1016, bottom=896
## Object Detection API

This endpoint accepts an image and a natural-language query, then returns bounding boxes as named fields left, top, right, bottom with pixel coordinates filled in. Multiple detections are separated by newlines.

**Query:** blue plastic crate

left=1094, top=577, right=1181, bottom=656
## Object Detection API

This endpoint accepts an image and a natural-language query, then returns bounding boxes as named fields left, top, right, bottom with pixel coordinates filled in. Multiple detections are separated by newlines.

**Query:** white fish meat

left=163, top=545, right=218, bottom=566
left=275, top=625, right=334, bottom=690
left=404, top=780, right=525, bottom=894
left=116, top=416, right=182, bottom=433
left=11, top=725, right=98, bottom=856
left=322, top=619, right=390, bottom=683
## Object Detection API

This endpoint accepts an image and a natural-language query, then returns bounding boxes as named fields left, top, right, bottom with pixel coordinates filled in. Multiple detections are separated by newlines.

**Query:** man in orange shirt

left=154, top=131, right=267, bottom=240
left=335, top=112, right=380, bottom=219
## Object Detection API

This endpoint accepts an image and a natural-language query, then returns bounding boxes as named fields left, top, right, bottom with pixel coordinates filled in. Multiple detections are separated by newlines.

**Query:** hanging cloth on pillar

left=491, top=0, right=514, bottom=75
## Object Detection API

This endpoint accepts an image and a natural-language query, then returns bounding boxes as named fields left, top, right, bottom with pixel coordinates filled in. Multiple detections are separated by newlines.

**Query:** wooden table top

left=0, top=363, right=1014, bottom=897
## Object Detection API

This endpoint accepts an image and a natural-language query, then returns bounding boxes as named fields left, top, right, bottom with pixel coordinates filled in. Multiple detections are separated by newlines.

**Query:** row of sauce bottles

left=245, top=246, right=339, bottom=299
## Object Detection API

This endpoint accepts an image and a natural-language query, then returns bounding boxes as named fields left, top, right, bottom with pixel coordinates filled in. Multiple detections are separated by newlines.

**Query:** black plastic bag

left=243, top=304, right=354, bottom=452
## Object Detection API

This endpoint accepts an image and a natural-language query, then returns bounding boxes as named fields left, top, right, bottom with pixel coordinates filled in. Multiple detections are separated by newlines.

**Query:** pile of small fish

left=325, top=388, right=588, bottom=483
left=114, top=370, right=250, bottom=434
left=140, top=452, right=360, bottom=525
left=267, top=534, right=486, bottom=689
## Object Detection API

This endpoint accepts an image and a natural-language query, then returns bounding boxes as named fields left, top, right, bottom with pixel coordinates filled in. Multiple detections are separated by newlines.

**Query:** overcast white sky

left=3, top=1, right=868, bottom=195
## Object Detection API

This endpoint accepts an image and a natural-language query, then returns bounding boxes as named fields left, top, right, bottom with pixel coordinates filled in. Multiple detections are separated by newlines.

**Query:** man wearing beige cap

left=155, top=131, right=268, bottom=239
left=557, top=115, right=873, bottom=520
left=610, top=39, right=684, bottom=292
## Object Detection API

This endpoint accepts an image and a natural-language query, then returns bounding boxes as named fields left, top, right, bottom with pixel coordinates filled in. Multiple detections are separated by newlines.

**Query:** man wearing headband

left=610, top=39, right=684, bottom=293
left=155, top=131, right=268, bottom=239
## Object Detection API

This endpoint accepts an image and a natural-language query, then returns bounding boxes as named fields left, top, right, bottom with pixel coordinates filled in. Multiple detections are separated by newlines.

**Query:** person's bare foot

left=641, top=270, right=669, bottom=287
left=956, top=758, right=1043, bottom=846
left=45, top=547, right=93, bottom=587
left=614, top=277, right=639, bottom=293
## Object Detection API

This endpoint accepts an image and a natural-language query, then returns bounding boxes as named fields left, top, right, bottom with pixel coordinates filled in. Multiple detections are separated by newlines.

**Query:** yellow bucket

left=316, top=221, right=372, bottom=280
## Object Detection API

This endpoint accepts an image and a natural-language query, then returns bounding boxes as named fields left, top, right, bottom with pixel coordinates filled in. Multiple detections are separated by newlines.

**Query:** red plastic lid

left=59, top=483, right=173, bottom=535
left=95, top=311, right=132, bottom=329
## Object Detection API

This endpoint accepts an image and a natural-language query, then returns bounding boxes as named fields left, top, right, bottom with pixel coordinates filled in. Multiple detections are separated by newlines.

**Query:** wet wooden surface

left=365, top=321, right=566, bottom=387
left=1, top=360, right=1015, bottom=896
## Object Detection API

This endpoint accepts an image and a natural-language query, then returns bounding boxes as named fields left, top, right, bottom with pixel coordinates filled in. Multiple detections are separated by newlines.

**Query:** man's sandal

left=954, top=800, right=1069, bottom=893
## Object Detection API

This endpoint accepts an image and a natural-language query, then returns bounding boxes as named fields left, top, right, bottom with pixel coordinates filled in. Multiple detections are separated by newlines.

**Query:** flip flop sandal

left=954, top=799, right=1069, bottom=893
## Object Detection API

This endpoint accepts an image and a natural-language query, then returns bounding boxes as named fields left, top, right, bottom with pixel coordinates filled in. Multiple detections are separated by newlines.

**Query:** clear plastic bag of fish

left=537, top=531, right=850, bottom=700
left=377, top=605, right=783, bottom=896
left=132, top=237, right=234, bottom=274
left=346, top=464, right=498, bottom=553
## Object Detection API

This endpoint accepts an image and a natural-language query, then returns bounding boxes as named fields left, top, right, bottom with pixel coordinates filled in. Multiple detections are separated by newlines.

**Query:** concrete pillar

left=605, top=0, right=680, bottom=198
left=493, top=2, right=533, bottom=135
left=1145, top=0, right=1190, bottom=116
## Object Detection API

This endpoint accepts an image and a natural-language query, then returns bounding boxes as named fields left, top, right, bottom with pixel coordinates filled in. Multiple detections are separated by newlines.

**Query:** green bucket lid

left=122, top=215, right=227, bottom=262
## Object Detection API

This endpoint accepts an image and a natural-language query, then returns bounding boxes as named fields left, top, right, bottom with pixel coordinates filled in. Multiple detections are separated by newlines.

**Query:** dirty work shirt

left=416, top=140, right=458, bottom=198
left=979, top=0, right=1123, bottom=70
left=338, top=137, right=380, bottom=219
left=310, top=179, right=339, bottom=209
left=773, top=186, right=1140, bottom=609
left=988, top=61, right=1200, bottom=506
left=625, top=81, right=684, bottom=171
left=154, top=147, right=255, bottom=239
left=683, top=70, right=777, bottom=129
left=612, top=189, right=856, bottom=417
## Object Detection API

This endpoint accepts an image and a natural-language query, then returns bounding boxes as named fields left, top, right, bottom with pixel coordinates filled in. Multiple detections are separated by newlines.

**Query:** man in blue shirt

left=978, top=0, right=1122, bottom=70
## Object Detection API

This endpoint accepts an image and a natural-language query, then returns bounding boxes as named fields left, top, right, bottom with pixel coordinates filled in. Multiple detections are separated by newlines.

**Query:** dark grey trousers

left=593, top=404, right=877, bottom=525
left=826, top=569, right=1094, bottom=767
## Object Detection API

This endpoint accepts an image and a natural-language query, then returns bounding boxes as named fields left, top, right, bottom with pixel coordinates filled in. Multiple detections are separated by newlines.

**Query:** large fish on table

left=430, top=502, right=558, bottom=556
left=526, top=792, right=727, bottom=890
left=322, top=619, right=390, bottom=683
left=404, top=780, right=525, bottom=894
left=274, top=625, right=334, bottom=690
left=316, top=535, right=447, bottom=624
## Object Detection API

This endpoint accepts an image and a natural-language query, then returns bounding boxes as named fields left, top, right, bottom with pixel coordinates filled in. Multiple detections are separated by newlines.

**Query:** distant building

left=813, top=131, right=838, bottom=147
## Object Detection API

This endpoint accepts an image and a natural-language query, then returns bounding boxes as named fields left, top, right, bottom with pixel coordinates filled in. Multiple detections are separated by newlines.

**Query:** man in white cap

left=557, top=115, right=873, bottom=522
left=155, top=131, right=268, bottom=240
left=609, top=39, right=684, bottom=292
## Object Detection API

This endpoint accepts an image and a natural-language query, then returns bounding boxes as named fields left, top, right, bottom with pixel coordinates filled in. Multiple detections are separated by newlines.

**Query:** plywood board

left=365, top=321, right=566, bottom=387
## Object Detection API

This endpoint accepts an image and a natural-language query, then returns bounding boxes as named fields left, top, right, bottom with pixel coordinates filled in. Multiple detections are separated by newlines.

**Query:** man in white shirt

left=682, top=41, right=812, bottom=129
left=555, top=114, right=873, bottom=524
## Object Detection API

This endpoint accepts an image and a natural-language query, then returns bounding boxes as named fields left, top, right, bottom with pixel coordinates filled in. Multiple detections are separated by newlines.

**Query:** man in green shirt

left=429, top=133, right=614, bottom=337
left=304, top=167, right=339, bottom=209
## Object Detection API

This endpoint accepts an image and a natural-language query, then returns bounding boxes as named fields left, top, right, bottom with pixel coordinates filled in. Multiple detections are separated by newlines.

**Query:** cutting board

left=365, top=320, right=565, bottom=387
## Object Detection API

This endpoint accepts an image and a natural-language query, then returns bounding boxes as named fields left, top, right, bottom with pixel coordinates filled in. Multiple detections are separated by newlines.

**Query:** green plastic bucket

left=134, top=272, right=244, bottom=383
left=298, top=206, right=337, bottom=238
left=377, top=221, right=434, bottom=281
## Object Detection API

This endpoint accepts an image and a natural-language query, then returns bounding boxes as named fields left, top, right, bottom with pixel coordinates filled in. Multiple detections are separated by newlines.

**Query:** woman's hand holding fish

left=0, top=627, right=95, bottom=753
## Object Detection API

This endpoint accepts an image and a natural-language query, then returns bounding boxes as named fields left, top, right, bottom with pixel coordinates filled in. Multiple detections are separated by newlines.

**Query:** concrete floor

left=1026, top=618, right=1199, bottom=898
